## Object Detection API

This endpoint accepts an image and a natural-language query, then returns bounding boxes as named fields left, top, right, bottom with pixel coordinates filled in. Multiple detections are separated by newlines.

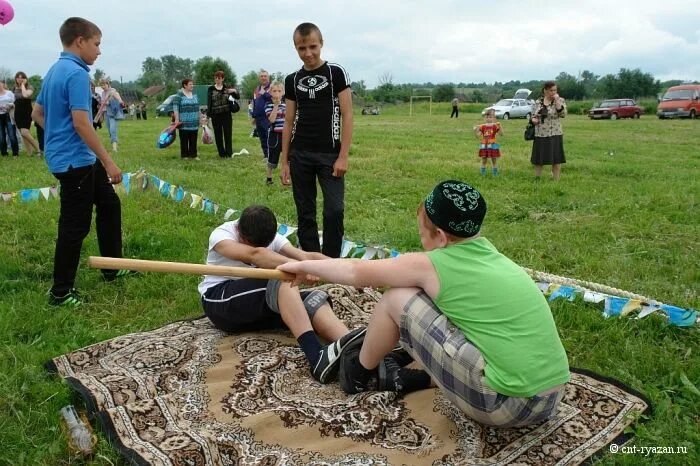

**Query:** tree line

left=3, top=59, right=691, bottom=106
left=355, top=68, right=686, bottom=104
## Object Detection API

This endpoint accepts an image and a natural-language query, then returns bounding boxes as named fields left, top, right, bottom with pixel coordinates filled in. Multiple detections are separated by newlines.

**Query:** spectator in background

left=0, top=80, right=19, bottom=156
left=450, top=97, right=459, bottom=118
left=530, top=80, right=567, bottom=181
left=207, top=70, right=239, bottom=158
left=264, top=81, right=286, bottom=184
left=13, top=72, right=42, bottom=156
left=140, top=100, right=147, bottom=120
left=251, top=69, right=271, bottom=158
left=96, top=78, right=124, bottom=152
left=91, top=81, right=101, bottom=130
left=173, top=78, right=200, bottom=159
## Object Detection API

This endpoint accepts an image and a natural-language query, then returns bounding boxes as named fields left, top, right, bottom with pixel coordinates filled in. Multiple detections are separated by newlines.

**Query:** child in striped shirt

left=264, top=81, right=286, bottom=185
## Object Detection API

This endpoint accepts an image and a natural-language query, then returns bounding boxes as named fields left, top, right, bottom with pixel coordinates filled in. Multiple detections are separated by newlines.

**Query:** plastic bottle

left=59, top=405, right=95, bottom=457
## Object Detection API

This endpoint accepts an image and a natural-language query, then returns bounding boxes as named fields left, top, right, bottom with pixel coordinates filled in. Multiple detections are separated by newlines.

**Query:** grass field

left=0, top=102, right=698, bottom=465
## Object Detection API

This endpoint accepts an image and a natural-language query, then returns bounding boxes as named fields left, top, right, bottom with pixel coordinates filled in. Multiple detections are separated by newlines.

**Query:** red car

left=589, top=99, right=645, bottom=120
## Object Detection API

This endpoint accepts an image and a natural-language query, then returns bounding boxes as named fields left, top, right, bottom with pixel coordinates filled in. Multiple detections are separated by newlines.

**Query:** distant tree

left=93, top=68, right=105, bottom=83
left=161, top=55, right=194, bottom=83
left=240, top=70, right=260, bottom=99
left=351, top=80, right=367, bottom=99
left=193, top=56, right=236, bottom=86
left=28, top=75, right=43, bottom=95
left=472, top=89, right=485, bottom=103
left=137, top=57, right=165, bottom=88
left=142, top=57, right=163, bottom=75
left=432, top=83, right=455, bottom=102
left=0, top=66, right=11, bottom=85
left=598, top=68, right=659, bottom=98
left=270, top=72, right=285, bottom=83
left=378, top=72, right=393, bottom=86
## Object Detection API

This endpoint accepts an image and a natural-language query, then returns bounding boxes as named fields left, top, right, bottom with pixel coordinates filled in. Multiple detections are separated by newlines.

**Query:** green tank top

left=427, top=237, right=570, bottom=397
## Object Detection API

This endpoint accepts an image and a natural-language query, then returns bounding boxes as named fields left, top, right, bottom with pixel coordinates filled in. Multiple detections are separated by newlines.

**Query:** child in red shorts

left=473, top=109, right=503, bottom=176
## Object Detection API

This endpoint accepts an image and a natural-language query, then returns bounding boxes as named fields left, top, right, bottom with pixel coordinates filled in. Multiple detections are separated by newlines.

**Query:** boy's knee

left=266, top=280, right=329, bottom=320
left=380, top=287, right=422, bottom=320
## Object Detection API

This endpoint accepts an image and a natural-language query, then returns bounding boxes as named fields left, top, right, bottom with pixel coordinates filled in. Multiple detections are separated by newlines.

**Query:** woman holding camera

left=530, top=80, right=566, bottom=180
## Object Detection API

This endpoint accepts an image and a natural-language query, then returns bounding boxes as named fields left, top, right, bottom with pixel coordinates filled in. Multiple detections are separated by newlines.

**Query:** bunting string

left=3, top=169, right=696, bottom=327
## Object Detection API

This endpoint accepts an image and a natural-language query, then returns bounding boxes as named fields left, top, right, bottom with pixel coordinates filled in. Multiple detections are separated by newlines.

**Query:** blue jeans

left=0, top=113, right=19, bottom=155
left=105, top=115, right=119, bottom=143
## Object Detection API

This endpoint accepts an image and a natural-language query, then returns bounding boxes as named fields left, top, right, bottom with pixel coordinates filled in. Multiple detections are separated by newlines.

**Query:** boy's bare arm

left=267, top=102, right=279, bottom=123
left=214, top=240, right=291, bottom=270
left=279, top=99, right=297, bottom=185
left=279, top=243, right=328, bottom=261
left=333, top=88, right=353, bottom=177
left=31, top=103, right=45, bottom=129
left=72, top=110, right=122, bottom=184
left=278, top=253, right=439, bottom=295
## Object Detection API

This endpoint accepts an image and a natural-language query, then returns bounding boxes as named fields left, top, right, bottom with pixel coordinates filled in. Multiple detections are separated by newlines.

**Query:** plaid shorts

left=399, top=291, right=564, bottom=427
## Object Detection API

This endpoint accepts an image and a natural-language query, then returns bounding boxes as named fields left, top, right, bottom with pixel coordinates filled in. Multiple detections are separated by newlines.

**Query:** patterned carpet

left=47, top=285, right=650, bottom=466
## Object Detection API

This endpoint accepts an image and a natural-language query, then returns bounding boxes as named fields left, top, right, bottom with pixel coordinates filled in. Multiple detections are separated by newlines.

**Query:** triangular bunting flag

left=40, top=188, right=51, bottom=200
left=190, top=194, right=202, bottom=209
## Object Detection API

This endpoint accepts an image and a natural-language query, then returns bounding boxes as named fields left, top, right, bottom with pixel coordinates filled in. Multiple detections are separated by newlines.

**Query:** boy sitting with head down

left=279, top=181, right=570, bottom=427
left=199, top=205, right=364, bottom=383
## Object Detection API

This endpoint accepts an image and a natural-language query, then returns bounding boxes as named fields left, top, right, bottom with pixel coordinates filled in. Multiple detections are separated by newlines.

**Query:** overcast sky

left=2, top=0, right=699, bottom=87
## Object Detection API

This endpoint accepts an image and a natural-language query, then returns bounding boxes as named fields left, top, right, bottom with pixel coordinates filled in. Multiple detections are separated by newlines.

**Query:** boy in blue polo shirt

left=32, top=17, right=126, bottom=306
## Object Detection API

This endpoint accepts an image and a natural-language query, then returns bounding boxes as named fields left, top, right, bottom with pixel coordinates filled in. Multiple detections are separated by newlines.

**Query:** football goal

left=409, top=95, right=432, bottom=116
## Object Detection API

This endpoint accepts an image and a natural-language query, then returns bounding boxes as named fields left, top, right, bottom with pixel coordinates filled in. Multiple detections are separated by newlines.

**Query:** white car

left=481, top=98, right=533, bottom=120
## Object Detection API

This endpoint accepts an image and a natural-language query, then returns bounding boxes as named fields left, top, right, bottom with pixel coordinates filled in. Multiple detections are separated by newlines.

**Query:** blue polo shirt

left=36, top=52, right=96, bottom=174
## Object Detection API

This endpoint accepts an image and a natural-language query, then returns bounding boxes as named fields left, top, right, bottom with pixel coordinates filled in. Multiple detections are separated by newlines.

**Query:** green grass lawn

left=0, top=104, right=698, bottom=465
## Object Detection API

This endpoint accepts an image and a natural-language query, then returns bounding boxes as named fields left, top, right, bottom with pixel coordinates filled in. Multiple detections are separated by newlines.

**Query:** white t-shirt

left=0, top=90, right=15, bottom=114
left=197, top=220, right=290, bottom=295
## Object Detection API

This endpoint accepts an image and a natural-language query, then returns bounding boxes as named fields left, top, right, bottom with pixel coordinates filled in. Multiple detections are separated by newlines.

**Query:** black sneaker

left=312, top=327, right=366, bottom=384
left=266, top=178, right=273, bottom=186
left=338, top=336, right=375, bottom=394
left=103, top=269, right=141, bottom=282
left=378, top=353, right=431, bottom=393
left=389, top=345, right=414, bottom=367
left=48, top=288, right=84, bottom=307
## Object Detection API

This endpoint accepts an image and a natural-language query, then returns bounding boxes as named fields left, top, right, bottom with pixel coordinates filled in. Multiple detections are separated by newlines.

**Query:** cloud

left=2, top=0, right=698, bottom=87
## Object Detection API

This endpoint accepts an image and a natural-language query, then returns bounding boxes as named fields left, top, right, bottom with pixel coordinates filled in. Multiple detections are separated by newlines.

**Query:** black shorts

left=201, top=278, right=329, bottom=333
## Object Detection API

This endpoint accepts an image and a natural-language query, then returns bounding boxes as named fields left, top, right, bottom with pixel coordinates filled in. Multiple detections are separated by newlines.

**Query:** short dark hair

left=293, top=22, right=323, bottom=42
left=59, top=17, right=101, bottom=46
left=238, top=205, right=277, bottom=247
left=181, top=78, right=193, bottom=88
left=214, top=70, right=225, bottom=78
left=543, top=80, right=557, bottom=92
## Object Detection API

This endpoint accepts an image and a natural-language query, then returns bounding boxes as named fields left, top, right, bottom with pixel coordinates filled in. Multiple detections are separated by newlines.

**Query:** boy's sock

left=480, top=167, right=487, bottom=176
left=492, top=167, right=499, bottom=176
left=297, top=330, right=323, bottom=367
left=266, top=177, right=273, bottom=185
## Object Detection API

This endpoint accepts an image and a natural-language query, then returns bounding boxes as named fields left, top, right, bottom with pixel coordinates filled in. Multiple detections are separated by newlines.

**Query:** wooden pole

left=87, top=256, right=293, bottom=281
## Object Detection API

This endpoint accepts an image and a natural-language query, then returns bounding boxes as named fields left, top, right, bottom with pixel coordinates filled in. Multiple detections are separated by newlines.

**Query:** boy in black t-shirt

left=280, top=22, right=353, bottom=258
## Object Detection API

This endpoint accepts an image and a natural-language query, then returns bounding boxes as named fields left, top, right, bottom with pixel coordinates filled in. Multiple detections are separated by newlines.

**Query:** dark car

left=589, top=99, right=644, bottom=120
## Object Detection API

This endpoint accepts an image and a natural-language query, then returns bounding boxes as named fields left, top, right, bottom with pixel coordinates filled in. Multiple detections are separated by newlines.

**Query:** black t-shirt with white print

left=285, top=61, right=350, bottom=154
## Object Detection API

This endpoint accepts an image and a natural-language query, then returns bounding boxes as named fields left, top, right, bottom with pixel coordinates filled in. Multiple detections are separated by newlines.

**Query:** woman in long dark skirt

left=530, top=80, right=566, bottom=180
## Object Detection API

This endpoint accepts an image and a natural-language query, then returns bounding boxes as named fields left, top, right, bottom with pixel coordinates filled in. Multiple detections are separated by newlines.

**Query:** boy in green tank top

left=279, top=180, right=570, bottom=427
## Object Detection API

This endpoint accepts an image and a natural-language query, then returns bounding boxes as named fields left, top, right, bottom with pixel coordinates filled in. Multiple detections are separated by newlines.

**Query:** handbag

left=201, top=124, right=214, bottom=144
left=524, top=122, right=535, bottom=141
left=229, top=98, right=241, bottom=114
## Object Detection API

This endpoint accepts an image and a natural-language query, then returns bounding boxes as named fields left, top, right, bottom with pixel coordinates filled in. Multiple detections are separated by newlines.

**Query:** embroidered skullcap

left=424, top=180, right=486, bottom=237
